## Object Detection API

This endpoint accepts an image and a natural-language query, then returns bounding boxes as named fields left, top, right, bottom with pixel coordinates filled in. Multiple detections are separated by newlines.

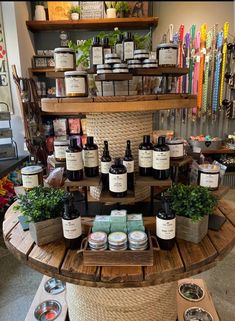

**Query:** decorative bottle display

left=138, top=135, right=153, bottom=176
left=62, top=194, right=82, bottom=250
left=101, top=140, right=112, bottom=191
left=123, top=140, right=134, bottom=191
left=115, top=34, right=124, bottom=61
left=123, top=32, right=134, bottom=61
left=66, top=138, right=83, bottom=181
left=153, top=136, right=170, bottom=180
left=83, top=136, right=99, bottom=177
left=103, top=37, right=112, bottom=59
left=156, top=196, right=175, bottom=250
left=109, top=158, right=127, bottom=197
left=90, top=36, right=103, bottom=70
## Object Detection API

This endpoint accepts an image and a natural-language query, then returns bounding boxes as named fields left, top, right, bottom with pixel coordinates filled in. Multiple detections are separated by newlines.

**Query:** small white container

left=21, top=166, right=43, bottom=190
left=113, top=63, right=128, bottom=73
left=166, top=138, right=185, bottom=159
left=143, top=59, right=158, bottom=68
left=54, top=48, right=75, bottom=71
left=198, top=164, right=220, bottom=191
left=64, top=71, right=88, bottom=97
left=157, top=43, right=178, bottom=67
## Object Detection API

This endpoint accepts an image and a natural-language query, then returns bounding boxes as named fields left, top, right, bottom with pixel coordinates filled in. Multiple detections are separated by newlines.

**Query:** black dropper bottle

left=109, top=158, right=127, bottom=197
left=90, top=36, right=103, bottom=70
left=66, top=138, right=83, bottom=181
left=83, top=136, right=99, bottom=177
left=123, top=140, right=134, bottom=191
left=138, top=135, right=153, bottom=176
left=103, top=37, right=112, bottom=59
left=115, top=34, right=124, bottom=61
left=123, top=31, right=134, bottom=61
left=153, top=136, right=170, bottom=180
left=101, top=140, right=112, bottom=191
left=156, top=195, right=175, bottom=250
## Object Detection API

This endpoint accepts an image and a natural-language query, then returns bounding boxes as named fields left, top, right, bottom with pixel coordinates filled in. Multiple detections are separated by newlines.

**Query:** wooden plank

left=144, top=244, right=184, bottom=282
left=101, top=266, right=143, bottom=283
left=28, top=240, right=66, bottom=273
left=177, top=236, right=217, bottom=271
left=170, top=156, right=193, bottom=167
left=61, top=249, right=99, bottom=281
left=99, top=191, right=135, bottom=203
left=26, top=17, right=159, bottom=32
left=93, top=95, right=157, bottom=102
left=95, top=73, right=133, bottom=81
left=0, top=112, right=10, bottom=120
left=2, top=202, right=20, bottom=235
left=24, top=275, right=68, bottom=321
left=41, top=95, right=197, bottom=114
left=202, top=148, right=235, bottom=154
left=135, top=175, right=172, bottom=187
left=0, top=128, right=12, bottom=138
left=64, top=176, right=101, bottom=187
left=212, top=186, right=230, bottom=200
left=218, top=199, right=235, bottom=226
left=132, top=67, right=189, bottom=77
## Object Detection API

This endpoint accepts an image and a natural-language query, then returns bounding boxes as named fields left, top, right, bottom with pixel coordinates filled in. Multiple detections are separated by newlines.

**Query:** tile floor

left=0, top=189, right=235, bottom=321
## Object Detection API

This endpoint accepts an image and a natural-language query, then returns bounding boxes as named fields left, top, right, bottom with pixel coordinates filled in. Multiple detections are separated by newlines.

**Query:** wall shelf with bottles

left=26, top=17, right=158, bottom=32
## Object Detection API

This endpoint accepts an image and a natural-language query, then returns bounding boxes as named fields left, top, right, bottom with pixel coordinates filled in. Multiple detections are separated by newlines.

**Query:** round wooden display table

left=3, top=198, right=235, bottom=321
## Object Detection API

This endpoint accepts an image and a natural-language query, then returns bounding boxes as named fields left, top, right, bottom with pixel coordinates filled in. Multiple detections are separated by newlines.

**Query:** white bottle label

left=153, top=151, right=170, bottom=170
left=115, top=43, right=123, bottom=60
left=104, top=48, right=112, bottom=57
left=65, top=77, right=86, bottom=94
left=92, top=47, right=103, bottom=65
left=123, top=160, right=134, bottom=173
left=66, top=152, right=83, bottom=171
left=124, top=41, right=134, bottom=60
left=156, top=217, right=176, bottom=240
left=200, top=173, right=219, bottom=188
left=22, top=174, right=39, bottom=189
left=168, top=144, right=184, bottom=158
left=83, top=150, right=98, bottom=168
left=62, top=217, right=82, bottom=239
left=139, top=150, right=152, bottom=168
left=109, top=173, right=127, bottom=193
left=55, top=53, right=74, bottom=69
left=54, top=146, right=68, bottom=160
left=101, top=161, right=111, bottom=174
left=159, top=48, right=177, bottom=66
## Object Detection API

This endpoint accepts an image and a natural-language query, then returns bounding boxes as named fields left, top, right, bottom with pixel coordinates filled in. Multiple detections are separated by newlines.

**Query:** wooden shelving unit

left=202, top=148, right=235, bottom=155
left=132, top=67, right=189, bottom=76
left=26, top=17, right=158, bottom=32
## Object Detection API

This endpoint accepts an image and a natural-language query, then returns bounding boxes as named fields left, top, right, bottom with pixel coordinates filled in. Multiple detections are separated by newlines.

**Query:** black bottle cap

left=158, top=136, right=166, bottom=145
left=93, top=36, right=100, bottom=45
left=118, top=34, right=124, bottom=42
left=104, top=140, right=109, bottom=150
left=143, top=135, right=151, bottom=144
left=114, top=157, right=121, bottom=166
left=125, top=32, right=132, bottom=40
left=103, top=37, right=109, bottom=46
left=70, top=138, right=78, bottom=148
left=87, top=136, right=94, bottom=145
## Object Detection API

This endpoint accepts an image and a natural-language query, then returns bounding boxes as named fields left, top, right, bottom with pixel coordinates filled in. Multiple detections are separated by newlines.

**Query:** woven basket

left=66, top=281, right=177, bottom=321
left=86, top=112, right=153, bottom=201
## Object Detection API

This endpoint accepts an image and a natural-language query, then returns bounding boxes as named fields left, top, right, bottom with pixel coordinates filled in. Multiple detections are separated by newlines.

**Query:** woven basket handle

left=150, top=235, right=160, bottom=252
left=77, top=237, right=87, bottom=254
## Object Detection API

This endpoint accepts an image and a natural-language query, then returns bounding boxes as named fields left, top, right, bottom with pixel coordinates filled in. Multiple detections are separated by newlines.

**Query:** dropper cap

left=143, top=135, right=151, bottom=144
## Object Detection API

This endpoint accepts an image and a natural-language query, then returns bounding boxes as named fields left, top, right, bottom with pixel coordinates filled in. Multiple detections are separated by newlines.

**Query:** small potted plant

left=166, top=184, right=218, bottom=243
left=116, top=1, right=130, bottom=18
left=69, top=5, right=80, bottom=21
left=15, top=186, right=67, bottom=246
left=34, top=2, right=46, bottom=21
left=105, top=2, right=117, bottom=18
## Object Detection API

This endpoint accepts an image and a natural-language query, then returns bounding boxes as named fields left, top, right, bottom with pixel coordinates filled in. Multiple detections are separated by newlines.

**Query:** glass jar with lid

left=21, top=166, right=43, bottom=191
left=54, top=140, right=69, bottom=162
left=64, top=71, right=88, bottom=97
left=198, top=164, right=220, bottom=191
left=54, top=48, right=76, bottom=71
left=166, top=137, right=185, bottom=159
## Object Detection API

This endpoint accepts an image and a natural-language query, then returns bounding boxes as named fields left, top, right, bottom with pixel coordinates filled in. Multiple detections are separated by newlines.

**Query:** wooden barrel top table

left=3, top=197, right=235, bottom=321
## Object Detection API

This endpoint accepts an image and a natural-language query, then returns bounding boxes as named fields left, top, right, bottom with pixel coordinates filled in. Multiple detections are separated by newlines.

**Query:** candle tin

left=157, top=43, right=178, bottom=67
left=184, top=307, right=213, bottom=321
left=134, top=49, right=149, bottom=60
left=143, top=59, right=158, bottom=68
left=113, top=63, right=129, bottom=73
left=64, top=71, right=88, bottom=97
left=128, top=231, right=148, bottom=250
left=178, top=282, right=204, bottom=302
left=88, top=232, right=108, bottom=251
left=198, top=164, right=220, bottom=191
left=108, top=232, right=127, bottom=251
left=128, top=59, right=142, bottom=69
left=166, top=137, right=185, bottom=159
left=105, top=54, right=121, bottom=65
left=54, top=47, right=75, bottom=71
left=21, top=166, right=43, bottom=191
left=96, top=64, right=112, bottom=74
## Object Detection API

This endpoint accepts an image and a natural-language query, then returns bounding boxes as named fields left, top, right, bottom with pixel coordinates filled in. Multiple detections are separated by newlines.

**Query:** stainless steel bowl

left=34, top=300, right=62, bottom=321
left=179, top=282, right=205, bottom=302
left=44, top=278, right=66, bottom=295
left=184, top=307, right=213, bottom=321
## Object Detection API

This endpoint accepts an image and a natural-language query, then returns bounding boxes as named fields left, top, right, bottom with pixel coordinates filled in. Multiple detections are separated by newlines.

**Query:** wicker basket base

left=86, top=112, right=153, bottom=202
left=66, top=281, right=177, bottom=321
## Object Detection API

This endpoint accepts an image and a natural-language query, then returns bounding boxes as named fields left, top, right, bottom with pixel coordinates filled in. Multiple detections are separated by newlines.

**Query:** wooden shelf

left=95, top=73, right=133, bottom=81
left=132, top=67, right=189, bottom=77
left=41, top=94, right=197, bottom=114
left=135, top=176, right=172, bottom=187
left=30, top=67, right=54, bottom=73
left=100, top=191, right=135, bottom=203
left=64, top=177, right=101, bottom=187
left=26, top=17, right=158, bottom=32
left=202, top=148, right=235, bottom=155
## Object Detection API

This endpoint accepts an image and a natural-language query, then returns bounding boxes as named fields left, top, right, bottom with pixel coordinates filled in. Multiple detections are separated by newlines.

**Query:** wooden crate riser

left=29, top=217, right=63, bottom=246
left=176, top=215, right=209, bottom=244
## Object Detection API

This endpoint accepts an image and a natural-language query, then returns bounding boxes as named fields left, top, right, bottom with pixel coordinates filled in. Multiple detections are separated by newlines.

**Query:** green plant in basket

left=14, top=186, right=67, bottom=223
left=116, top=1, right=130, bottom=17
left=166, top=183, right=218, bottom=222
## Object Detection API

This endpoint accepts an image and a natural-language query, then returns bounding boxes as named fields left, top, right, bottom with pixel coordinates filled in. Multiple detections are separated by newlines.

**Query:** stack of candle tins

left=128, top=231, right=148, bottom=251
left=108, top=232, right=128, bottom=251
left=88, top=232, right=108, bottom=251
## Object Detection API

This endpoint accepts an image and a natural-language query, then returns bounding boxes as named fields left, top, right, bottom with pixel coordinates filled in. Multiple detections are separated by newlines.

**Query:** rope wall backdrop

left=66, top=281, right=177, bottom=321
left=86, top=112, right=153, bottom=201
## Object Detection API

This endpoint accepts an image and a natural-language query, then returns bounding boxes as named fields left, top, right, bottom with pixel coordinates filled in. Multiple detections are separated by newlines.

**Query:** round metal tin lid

left=128, top=59, right=142, bottom=64
left=21, top=166, right=43, bottom=175
left=178, top=283, right=205, bottom=302
left=96, top=64, right=112, bottom=69
left=113, top=63, right=128, bottom=68
left=166, top=137, right=184, bottom=144
left=54, top=140, right=69, bottom=146
left=88, top=232, right=107, bottom=244
left=143, top=59, right=157, bottom=64
left=64, top=71, right=87, bottom=76
left=134, top=49, right=149, bottom=54
left=105, top=53, right=119, bottom=59
left=108, top=232, right=127, bottom=245
left=54, top=47, right=75, bottom=53
left=128, top=231, right=147, bottom=243
left=157, top=43, right=178, bottom=49
left=199, top=164, right=220, bottom=173
left=184, top=307, right=213, bottom=321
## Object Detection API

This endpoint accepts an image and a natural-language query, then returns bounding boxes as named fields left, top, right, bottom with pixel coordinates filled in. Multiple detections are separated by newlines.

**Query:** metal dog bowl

left=34, top=300, right=62, bottom=321
left=179, top=283, right=205, bottom=302
left=44, top=278, right=66, bottom=295
left=184, top=307, right=213, bottom=321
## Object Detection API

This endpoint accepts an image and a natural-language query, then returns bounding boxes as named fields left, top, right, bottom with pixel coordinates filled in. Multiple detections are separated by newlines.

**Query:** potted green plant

left=105, top=2, right=117, bottom=18
left=15, top=186, right=67, bottom=246
left=69, top=5, right=80, bottom=20
left=166, top=184, right=218, bottom=243
left=116, top=2, right=130, bottom=18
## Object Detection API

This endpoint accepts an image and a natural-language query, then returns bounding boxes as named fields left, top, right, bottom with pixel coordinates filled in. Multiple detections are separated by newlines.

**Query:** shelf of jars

left=26, top=17, right=159, bottom=32
left=41, top=94, right=196, bottom=114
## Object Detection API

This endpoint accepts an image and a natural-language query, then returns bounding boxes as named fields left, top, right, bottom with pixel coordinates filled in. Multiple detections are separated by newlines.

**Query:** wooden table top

left=3, top=198, right=235, bottom=288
